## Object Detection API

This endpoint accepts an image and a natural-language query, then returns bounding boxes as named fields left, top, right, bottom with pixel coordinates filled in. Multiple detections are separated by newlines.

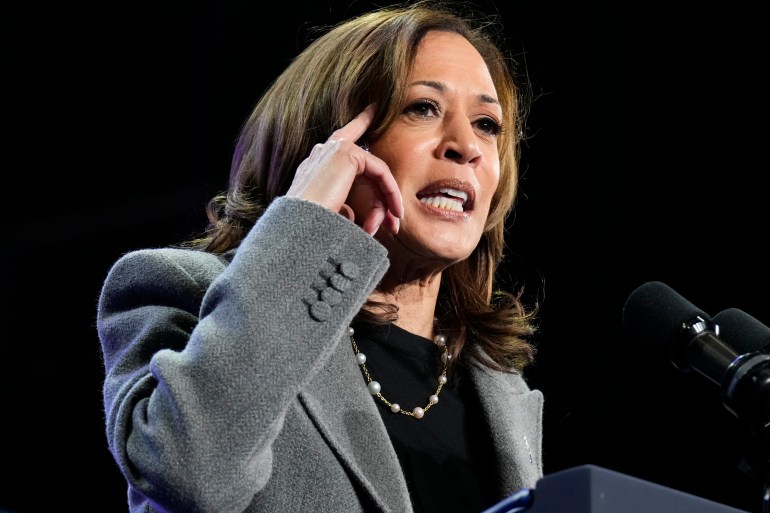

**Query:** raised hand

left=285, top=104, right=404, bottom=235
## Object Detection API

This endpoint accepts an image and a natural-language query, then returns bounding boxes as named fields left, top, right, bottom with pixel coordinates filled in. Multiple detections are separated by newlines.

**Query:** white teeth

left=438, top=188, right=468, bottom=202
left=419, top=196, right=464, bottom=211
left=418, top=187, right=470, bottom=212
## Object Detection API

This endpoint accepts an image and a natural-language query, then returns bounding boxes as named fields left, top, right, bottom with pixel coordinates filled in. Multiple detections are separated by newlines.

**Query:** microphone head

left=622, top=281, right=713, bottom=363
left=712, top=308, right=770, bottom=354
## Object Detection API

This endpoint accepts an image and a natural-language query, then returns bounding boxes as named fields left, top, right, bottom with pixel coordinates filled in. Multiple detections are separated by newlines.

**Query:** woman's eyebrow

left=409, top=80, right=500, bottom=105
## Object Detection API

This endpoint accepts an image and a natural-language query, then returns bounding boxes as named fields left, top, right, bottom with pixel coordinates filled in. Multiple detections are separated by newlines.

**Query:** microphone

left=622, top=280, right=733, bottom=382
left=713, top=308, right=770, bottom=355
left=622, top=281, right=770, bottom=430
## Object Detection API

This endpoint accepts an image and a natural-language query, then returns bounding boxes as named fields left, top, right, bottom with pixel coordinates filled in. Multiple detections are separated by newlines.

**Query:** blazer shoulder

left=98, top=247, right=228, bottom=314
left=109, top=247, right=227, bottom=283
left=468, top=358, right=537, bottom=395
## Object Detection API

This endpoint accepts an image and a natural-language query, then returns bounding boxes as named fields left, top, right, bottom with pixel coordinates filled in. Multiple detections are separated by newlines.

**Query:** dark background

left=5, top=1, right=766, bottom=512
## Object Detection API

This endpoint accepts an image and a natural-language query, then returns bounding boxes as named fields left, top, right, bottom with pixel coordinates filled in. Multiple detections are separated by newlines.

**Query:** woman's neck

left=368, top=271, right=441, bottom=339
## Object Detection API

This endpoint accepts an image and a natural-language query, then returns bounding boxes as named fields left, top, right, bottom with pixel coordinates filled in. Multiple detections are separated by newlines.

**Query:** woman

left=96, top=1, right=543, bottom=512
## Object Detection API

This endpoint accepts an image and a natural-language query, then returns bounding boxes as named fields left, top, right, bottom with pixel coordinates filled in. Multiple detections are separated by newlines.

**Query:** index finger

left=328, top=103, right=377, bottom=144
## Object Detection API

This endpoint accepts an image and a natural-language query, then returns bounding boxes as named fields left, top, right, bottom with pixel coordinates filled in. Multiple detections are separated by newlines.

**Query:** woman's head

left=205, top=1, right=527, bottom=260
left=352, top=29, right=503, bottom=273
left=197, top=0, right=536, bottom=371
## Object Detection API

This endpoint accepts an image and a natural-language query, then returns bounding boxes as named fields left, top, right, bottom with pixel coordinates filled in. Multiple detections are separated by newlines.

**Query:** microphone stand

left=724, top=351, right=770, bottom=513
left=736, top=420, right=769, bottom=513
left=677, top=318, right=770, bottom=513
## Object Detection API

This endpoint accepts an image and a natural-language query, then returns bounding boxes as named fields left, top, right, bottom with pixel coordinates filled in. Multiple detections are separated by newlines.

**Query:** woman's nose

left=437, top=116, right=483, bottom=166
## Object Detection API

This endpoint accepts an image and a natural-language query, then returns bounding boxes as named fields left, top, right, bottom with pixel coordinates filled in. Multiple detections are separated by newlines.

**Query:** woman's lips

left=415, top=178, right=476, bottom=213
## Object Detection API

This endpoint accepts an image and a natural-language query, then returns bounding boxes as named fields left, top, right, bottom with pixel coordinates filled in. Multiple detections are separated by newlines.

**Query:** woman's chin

left=378, top=232, right=476, bottom=268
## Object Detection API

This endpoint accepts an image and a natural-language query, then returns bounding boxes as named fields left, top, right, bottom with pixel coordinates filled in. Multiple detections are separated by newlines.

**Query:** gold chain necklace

left=348, top=326, right=450, bottom=419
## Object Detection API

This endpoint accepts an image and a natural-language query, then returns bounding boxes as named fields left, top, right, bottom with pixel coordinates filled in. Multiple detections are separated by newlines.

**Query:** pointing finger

left=328, top=103, right=377, bottom=145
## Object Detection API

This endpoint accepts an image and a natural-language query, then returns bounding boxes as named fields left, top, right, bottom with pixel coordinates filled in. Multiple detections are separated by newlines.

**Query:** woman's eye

left=475, top=117, right=502, bottom=136
left=404, top=100, right=439, bottom=117
left=403, top=101, right=503, bottom=137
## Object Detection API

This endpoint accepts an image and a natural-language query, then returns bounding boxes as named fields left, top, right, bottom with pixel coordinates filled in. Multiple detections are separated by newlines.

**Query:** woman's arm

left=97, top=197, right=389, bottom=512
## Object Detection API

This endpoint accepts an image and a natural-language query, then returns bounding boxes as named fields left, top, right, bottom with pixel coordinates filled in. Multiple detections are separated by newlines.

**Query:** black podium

left=483, top=464, right=751, bottom=513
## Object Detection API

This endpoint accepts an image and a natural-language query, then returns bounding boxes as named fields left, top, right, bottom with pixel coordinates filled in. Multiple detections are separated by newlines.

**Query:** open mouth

left=416, top=179, right=475, bottom=213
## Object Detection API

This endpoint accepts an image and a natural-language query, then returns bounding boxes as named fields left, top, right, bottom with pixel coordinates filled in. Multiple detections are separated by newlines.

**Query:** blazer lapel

left=299, top=334, right=413, bottom=513
left=468, top=362, right=544, bottom=497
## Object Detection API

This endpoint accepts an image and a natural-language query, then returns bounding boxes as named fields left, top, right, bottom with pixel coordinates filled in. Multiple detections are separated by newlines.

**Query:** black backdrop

left=5, top=1, right=766, bottom=512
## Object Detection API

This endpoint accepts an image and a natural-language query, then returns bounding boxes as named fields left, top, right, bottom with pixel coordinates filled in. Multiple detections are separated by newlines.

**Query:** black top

left=350, top=321, right=497, bottom=513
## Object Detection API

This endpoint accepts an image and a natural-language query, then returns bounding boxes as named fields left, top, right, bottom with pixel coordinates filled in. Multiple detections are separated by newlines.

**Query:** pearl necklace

left=348, top=325, right=450, bottom=419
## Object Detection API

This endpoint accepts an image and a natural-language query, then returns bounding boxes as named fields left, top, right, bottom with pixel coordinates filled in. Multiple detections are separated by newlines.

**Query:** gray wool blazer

left=97, top=196, right=543, bottom=513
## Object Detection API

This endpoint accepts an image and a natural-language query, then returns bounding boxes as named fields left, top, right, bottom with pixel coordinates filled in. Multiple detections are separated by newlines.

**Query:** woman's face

left=355, top=30, right=502, bottom=270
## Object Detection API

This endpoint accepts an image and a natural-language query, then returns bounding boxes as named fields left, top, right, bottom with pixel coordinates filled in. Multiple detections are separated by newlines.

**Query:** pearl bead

left=438, top=374, right=447, bottom=385
left=441, top=352, right=451, bottom=363
left=347, top=326, right=355, bottom=336
left=356, top=352, right=367, bottom=365
left=429, top=395, right=439, bottom=404
left=367, top=381, right=381, bottom=395
left=434, top=334, right=446, bottom=347
left=390, top=403, right=401, bottom=413
left=412, top=407, right=425, bottom=419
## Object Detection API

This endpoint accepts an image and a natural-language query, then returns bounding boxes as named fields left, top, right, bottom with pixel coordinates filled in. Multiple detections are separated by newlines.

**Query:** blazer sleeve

left=96, top=197, right=390, bottom=513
